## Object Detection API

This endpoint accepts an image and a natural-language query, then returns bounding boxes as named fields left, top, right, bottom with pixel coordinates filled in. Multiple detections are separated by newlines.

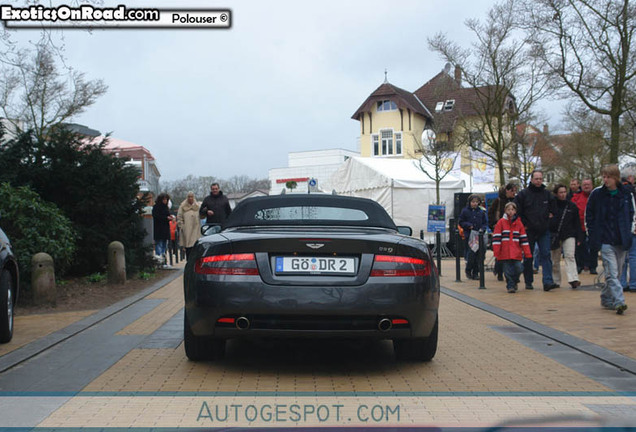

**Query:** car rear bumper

left=185, top=275, right=439, bottom=339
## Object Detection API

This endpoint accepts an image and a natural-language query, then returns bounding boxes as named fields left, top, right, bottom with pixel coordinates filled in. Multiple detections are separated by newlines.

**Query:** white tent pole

left=391, top=178, right=394, bottom=217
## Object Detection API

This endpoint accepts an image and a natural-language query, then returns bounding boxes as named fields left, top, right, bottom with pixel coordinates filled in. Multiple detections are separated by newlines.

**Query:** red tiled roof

left=100, top=137, right=156, bottom=161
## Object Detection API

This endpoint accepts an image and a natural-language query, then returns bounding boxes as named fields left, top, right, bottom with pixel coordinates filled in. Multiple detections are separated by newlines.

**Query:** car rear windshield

left=255, top=206, right=368, bottom=221
left=224, top=195, right=397, bottom=230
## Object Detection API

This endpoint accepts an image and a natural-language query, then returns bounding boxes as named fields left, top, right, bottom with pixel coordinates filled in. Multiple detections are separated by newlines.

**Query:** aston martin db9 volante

left=183, top=194, right=439, bottom=362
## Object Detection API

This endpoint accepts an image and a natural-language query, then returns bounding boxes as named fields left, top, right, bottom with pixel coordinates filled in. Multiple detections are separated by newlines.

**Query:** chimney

left=543, top=124, right=549, bottom=135
left=454, top=65, right=461, bottom=86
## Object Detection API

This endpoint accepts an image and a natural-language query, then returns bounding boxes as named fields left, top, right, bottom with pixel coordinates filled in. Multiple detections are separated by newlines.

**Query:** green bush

left=0, top=182, right=76, bottom=292
left=0, top=128, right=151, bottom=276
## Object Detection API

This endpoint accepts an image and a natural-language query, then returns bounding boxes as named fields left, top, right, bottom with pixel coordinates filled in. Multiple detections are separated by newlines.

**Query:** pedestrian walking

left=514, top=170, right=558, bottom=291
left=620, top=174, right=636, bottom=292
left=178, top=191, right=203, bottom=260
left=200, top=183, right=232, bottom=225
left=550, top=184, right=583, bottom=289
left=572, top=178, right=597, bottom=274
left=152, top=192, right=174, bottom=264
left=492, top=202, right=532, bottom=293
left=566, top=178, right=581, bottom=201
left=458, top=194, right=488, bottom=280
left=488, top=183, right=518, bottom=281
left=585, top=164, right=635, bottom=314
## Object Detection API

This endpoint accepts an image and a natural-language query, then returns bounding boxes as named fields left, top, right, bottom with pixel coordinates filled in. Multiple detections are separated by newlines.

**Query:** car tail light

left=370, top=255, right=430, bottom=277
left=195, top=253, right=259, bottom=275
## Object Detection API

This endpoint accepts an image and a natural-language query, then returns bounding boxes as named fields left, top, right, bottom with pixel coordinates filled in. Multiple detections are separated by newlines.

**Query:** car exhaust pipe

left=378, top=318, right=392, bottom=332
left=236, top=316, right=250, bottom=330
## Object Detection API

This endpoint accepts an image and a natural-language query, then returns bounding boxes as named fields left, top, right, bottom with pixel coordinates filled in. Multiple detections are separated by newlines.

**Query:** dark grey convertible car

left=0, top=226, right=19, bottom=343
left=183, top=194, right=440, bottom=362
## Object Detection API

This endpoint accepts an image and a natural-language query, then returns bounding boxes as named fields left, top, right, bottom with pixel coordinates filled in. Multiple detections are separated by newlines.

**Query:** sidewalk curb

left=0, top=269, right=184, bottom=373
left=442, top=285, right=636, bottom=376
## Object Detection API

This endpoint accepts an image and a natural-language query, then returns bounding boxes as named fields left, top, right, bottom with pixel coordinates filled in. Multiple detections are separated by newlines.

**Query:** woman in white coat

left=177, top=192, right=202, bottom=260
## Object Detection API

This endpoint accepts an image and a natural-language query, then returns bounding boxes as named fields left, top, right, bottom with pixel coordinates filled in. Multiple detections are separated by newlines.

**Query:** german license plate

left=275, top=256, right=355, bottom=275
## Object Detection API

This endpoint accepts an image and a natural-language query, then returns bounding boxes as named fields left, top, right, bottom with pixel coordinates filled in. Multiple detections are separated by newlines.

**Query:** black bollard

left=436, top=231, right=442, bottom=277
left=478, top=230, right=486, bottom=289
left=455, top=228, right=462, bottom=282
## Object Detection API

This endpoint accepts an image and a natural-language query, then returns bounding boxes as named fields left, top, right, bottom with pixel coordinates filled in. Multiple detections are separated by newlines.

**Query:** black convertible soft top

left=224, top=194, right=398, bottom=230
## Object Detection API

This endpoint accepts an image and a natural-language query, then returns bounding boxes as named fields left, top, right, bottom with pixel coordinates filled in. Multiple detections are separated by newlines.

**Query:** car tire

left=0, top=270, right=15, bottom=343
left=393, top=316, right=438, bottom=362
left=184, top=312, right=225, bottom=361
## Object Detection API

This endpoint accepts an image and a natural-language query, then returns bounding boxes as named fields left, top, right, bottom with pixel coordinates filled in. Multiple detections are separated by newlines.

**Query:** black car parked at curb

left=184, top=194, right=440, bottom=362
left=0, top=226, right=19, bottom=343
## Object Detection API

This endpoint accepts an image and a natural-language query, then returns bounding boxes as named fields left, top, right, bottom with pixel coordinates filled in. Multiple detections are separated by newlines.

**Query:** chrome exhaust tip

left=378, top=318, right=392, bottom=332
left=236, top=316, right=250, bottom=330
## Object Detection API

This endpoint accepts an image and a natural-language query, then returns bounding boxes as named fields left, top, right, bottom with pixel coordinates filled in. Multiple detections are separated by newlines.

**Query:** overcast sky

left=10, top=0, right=563, bottom=181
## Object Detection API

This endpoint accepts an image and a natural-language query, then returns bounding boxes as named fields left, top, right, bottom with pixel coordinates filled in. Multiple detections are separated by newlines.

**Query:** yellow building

left=353, top=66, right=515, bottom=187
left=352, top=78, right=432, bottom=159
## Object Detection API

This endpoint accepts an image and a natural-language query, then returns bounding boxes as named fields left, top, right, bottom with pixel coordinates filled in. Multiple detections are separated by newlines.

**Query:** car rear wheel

left=393, top=316, right=438, bottom=362
left=184, top=312, right=225, bottom=361
left=0, top=270, right=14, bottom=343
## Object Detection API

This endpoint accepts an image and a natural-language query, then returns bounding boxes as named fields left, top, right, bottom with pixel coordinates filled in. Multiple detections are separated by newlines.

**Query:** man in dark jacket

left=566, top=178, right=581, bottom=201
left=200, top=183, right=232, bottom=225
left=586, top=165, right=635, bottom=314
left=514, top=170, right=558, bottom=291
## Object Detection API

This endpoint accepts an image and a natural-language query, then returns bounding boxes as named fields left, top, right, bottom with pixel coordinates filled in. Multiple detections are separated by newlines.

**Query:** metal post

left=174, top=230, right=179, bottom=264
left=478, top=230, right=486, bottom=289
left=436, top=231, right=442, bottom=277
left=455, top=227, right=462, bottom=282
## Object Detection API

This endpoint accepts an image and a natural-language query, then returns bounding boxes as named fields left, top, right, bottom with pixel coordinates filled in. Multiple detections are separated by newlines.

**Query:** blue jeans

left=533, top=243, right=540, bottom=271
left=155, top=239, right=167, bottom=257
left=502, top=260, right=523, bottom=290
left=600, top=244, right=627, bottom=308
left=619, top=234, right=636, bottom=290
left=523, top=230, right=554, bottom=286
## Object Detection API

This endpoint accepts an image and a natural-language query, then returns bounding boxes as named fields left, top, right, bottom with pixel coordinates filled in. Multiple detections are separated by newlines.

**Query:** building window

left=377, top=100, right=398, bottom=112
left=444, top=100, right=455, bottom=111
left=372, top=129, right=402, bottom=156
left=546, top=172, right=555, bottom=183
left=435, top=101, right=444, bottom=112
left=382, top=129, right=391, bottom=154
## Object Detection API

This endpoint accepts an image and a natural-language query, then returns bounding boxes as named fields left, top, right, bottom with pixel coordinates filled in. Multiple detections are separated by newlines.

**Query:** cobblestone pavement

left=1, top=257, right=635, bottom=428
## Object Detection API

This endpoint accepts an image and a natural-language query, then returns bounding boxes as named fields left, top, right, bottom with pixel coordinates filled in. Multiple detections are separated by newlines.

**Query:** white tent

left=322, top=157, right=465, bottom=238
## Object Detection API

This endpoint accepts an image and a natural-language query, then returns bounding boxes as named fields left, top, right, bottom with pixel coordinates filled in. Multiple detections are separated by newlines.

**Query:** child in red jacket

left=492, top=202, right=533, bottom=293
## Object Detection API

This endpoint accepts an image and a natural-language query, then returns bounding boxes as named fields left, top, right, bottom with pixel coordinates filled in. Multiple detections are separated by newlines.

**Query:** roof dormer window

left=435, top=101, right=444, bottom=112
left=444, top=100, right=455, bottom=111
left=377, top=100, right=397, bottom=112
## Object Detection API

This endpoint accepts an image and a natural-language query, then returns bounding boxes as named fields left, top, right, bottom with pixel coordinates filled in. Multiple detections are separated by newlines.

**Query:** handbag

left=468, top=230, right=480, bottom=252
left=550, top=208, right=567, bottom=250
